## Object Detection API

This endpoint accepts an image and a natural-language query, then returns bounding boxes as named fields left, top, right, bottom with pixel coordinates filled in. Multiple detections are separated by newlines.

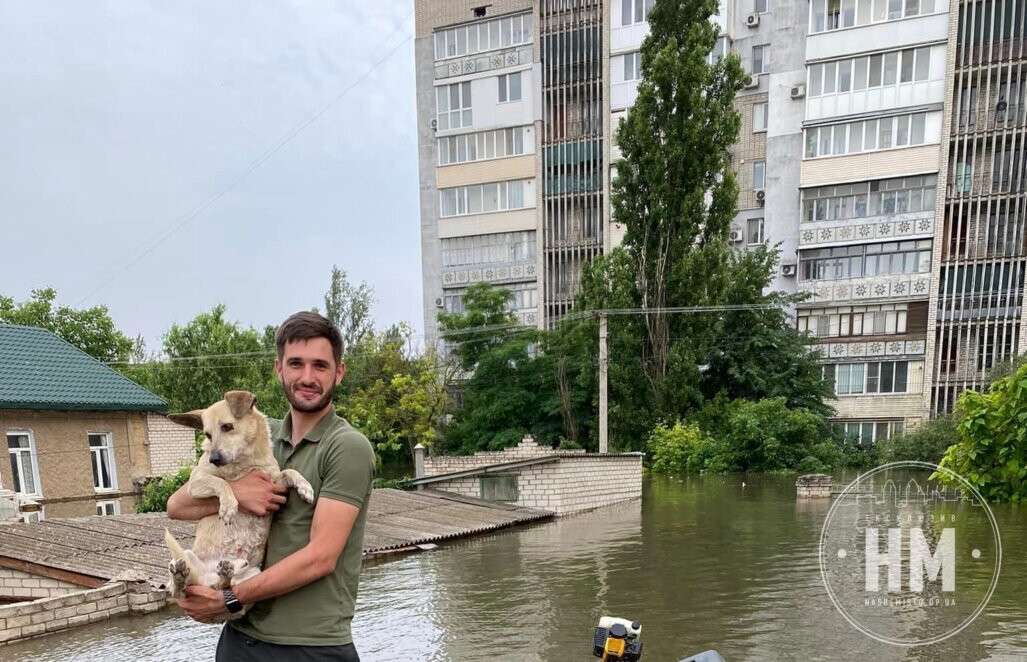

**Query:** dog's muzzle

left=209, top=450, right=228, bottom=467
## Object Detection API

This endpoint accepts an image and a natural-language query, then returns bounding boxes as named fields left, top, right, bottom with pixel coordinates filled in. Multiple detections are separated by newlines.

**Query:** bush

left=137, top=467, right=191, bottom=513
left=714, top=398, right=833, bottom=473
left=372, top=476, right=411, bottom=490
left=877, top=416, right=957, bottom=464
left=648, top=422, right=727, bottom=474
left=936, top=364, right=1027, bottom=503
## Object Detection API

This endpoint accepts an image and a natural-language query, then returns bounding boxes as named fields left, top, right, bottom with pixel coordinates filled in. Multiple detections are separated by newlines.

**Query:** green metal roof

left=0, top=324, right=167, bottom=412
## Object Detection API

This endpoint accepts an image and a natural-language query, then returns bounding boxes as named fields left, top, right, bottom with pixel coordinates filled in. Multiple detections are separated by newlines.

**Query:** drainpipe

left=413, top=444, right=426, bottom=491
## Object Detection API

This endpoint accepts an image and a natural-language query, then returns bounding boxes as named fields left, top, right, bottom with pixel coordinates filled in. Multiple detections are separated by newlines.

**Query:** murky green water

left=5, top=473, right=1026, bottom=661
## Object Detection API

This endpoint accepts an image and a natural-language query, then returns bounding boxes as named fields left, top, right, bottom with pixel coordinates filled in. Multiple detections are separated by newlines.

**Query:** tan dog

left=163, top=390, right=313, bottom=618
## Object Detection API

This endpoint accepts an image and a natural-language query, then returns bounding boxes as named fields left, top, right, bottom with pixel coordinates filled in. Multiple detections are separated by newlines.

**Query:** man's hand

left=177, top=585, right=227, bottom=622
left=232, top=472, right=288, bottom=516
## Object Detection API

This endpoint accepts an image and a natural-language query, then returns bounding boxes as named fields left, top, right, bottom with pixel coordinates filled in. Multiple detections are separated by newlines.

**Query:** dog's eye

left=220, top=423, right=234, bottom=433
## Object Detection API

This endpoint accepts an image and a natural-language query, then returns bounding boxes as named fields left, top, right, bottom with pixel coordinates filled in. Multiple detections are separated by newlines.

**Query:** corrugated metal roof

left=0, top=324, right=166, bottom=412
left=0, top=489, right=553, bottom=588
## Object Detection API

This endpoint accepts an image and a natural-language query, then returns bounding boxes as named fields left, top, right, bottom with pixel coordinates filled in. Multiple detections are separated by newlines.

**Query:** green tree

left=322, top=265, right=373, bottom=352
left=611, top=0, right=746, bottom=400
left=936, top=364, right=1027, bottom=503
left=120, top=305, right=285, bottom=417
left=0, top=288, right=133, bottom=362
left=339, top=327, right=450, bottom=461
left=436, top=283, right=562, bottom=453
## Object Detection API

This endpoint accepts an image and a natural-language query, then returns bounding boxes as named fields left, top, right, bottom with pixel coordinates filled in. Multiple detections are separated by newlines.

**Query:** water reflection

left=4, top=474, right=1025, bottom=661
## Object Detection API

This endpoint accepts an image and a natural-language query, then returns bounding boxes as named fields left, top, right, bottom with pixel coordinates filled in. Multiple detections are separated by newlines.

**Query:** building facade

left=415, top=0, right=1027, bottom=431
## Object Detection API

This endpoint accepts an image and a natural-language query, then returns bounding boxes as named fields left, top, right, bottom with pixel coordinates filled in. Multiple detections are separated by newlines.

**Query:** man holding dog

left=168, top=311, right=376, bottom=661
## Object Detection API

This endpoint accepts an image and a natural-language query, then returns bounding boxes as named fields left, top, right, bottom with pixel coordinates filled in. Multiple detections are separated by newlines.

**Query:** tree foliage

left=322, top=265, right=373, bottom=352
left=0, top=288, right=133, bottom=362
left=936, top=364, right=1027, bottom=503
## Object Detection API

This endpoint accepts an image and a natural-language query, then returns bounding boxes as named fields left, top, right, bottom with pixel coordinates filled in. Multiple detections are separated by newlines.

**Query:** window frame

left=753, top=159, right=766, bottom=190
left=497, top=71, right=523, bottom=103
left=753, top=102, right=768, bottom=132
left=95, top=500, right=121, bottom=517
left=6, top=430, right=42, bottom=498
left=88, top=431, right=118, bottom=493
left=747, top=218, right=766, bottom=245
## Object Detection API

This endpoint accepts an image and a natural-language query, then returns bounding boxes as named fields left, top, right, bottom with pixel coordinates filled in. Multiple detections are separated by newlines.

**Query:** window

left=804, top=112, right=930, bottom=158
left=623, top=52, right=641, bottom=81
left=433, top=12, right=533, bottom=61
left=436, top=81, right=472, bottom=131
left=440, top=180, right=531, bottom=217
left=498, top=72, right=522, bottom=102
left=755, top=0, right=769, bottom=12
left=7, top=432, right=40, bottom=496
left=753, top=160, right=766, bottom=190
left=752, top=44, right=768, bottom=74
left=747, top=218, right=765, bottom=245
left=797, top=303, right=910, bottom=338
left=441, top=231, right=536, bottom=268
left=811, top=0, right=939, bottom=33
left=622, top=0, right=656, bottom=25
left=96, top=500, right=120, bottom=516
left=89, top=433, right=117, bottom=491
left=823, top=361, right=911, bottom=396
left=480, top=474, right=519, bottom=501
left=835, top=420, right=905, bottom=444
left=802, top=175, right=937, bottom=222
left=809, top=51, right=932, bottom=97
left=438, top=126, right=531, bottom=166
left=443, top=283, right=537, bottom=314
left=753, top=102, right=768, bottom=132
left=799, top=240, right=931, bottom=281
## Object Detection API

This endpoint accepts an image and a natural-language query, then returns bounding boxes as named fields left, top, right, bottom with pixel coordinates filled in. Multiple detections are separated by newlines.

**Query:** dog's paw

left=295, top=481, right=314, bottom=504
left=168, top=559, right=189, bottom=596
left=219, top=500, right=238, bottom=525
left=216, top=559, right=235, bottom=587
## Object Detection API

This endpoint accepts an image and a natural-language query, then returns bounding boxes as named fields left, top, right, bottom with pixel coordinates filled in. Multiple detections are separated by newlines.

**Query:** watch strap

left=223, top=587, right=243, bottom=614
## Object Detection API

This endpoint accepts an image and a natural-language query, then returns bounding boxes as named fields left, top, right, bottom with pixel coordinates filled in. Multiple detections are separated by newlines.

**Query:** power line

left=73, top=11, right=415, bottom=307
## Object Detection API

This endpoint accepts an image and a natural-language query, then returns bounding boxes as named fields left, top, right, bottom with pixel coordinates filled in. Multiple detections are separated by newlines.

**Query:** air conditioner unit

left=435, top=297, right=444, bottom=308
left=997, top=100, right=1008, bottom=112
left=790, top=83, right=806, bottom=99
left=746, top=13, right=760, bottom=27
left=743, top=75, right=759, bottom=89
left=430, top=118, right=438, bottom=131
left=756, top=189, right=766, bottom=205
left=730, top=229, right=743, bottom=243
left=782, top=264, right=797, bottom=277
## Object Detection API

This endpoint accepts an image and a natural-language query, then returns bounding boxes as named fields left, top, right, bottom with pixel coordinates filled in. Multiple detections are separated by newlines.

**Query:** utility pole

left=598, top=312, right=608, bottom=454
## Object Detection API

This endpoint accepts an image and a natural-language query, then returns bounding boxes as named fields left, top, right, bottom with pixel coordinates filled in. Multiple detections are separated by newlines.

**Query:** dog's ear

left=224, top=391, right=256, bottom=419
left=168, top=411, right=204, bottom=430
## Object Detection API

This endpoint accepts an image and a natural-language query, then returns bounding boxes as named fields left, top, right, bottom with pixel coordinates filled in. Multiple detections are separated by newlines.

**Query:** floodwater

left=5, top=473, right=1026, bottom=661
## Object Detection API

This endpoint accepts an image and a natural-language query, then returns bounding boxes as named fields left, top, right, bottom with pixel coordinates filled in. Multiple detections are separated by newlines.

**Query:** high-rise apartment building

left=414, top=0, right=1026, bottom=432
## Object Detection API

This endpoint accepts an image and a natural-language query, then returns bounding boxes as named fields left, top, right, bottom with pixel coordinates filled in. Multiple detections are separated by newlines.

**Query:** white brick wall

left=0, top=568, right=80, bottom=600
left=145, top=414, right=196, bottom=475
left=423, top=436, right=565, bottom=476
left=427, top=453, right=643, bottom=516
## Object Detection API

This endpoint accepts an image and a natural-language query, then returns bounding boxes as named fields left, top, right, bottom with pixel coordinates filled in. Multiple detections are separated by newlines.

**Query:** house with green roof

left=0, top=324, right=195, bottom=518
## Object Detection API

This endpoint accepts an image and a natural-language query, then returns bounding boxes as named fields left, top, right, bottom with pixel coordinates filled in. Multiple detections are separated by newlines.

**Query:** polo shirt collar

left=276, top=409, right=339, bottom=445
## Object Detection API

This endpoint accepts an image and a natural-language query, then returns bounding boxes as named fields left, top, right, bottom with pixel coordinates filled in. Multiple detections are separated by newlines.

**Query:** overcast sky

left=0, top=1, right=420, bottom=352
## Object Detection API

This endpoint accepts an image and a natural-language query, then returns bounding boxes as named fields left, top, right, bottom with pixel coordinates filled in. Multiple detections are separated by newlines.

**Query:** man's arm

left=167, top=471, right=288, bottom=521
left=177, top=496, right=359, bottom=620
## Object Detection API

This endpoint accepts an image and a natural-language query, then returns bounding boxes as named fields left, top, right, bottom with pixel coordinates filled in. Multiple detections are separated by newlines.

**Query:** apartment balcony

left=952, top=105, right=1027, bottom=137
left=936, top=290, right=1024, bottom=322
left=814, top=336, right=927, bottom=362
left=433, top=45, right=533, bottom=82
left=799, top=273, right=931, bottom=305
left=955, top=38, right=1027, bottom=69
left=441, top=260, right=537, bottom=290
left=799, top=211, right=935, bottom=249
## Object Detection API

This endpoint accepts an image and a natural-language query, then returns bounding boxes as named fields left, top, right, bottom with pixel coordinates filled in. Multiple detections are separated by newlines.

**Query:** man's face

left=275, top=337, right=345, bottom=413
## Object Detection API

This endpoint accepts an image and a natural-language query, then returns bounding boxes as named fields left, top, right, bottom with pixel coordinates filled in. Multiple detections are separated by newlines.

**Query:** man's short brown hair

left=275, top=312, right=344, bottom=362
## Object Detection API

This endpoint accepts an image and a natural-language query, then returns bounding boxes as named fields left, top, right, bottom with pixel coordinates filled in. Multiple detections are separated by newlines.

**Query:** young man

left=168, top=311, right=376, bottom=662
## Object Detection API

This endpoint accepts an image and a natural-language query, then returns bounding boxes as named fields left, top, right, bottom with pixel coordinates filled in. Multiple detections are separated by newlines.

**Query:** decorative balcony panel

left=799, top=213, right=934, bottom=248
left=434, top=46, right=533, bottom=81
left=799, top=274, right=931, bottom=303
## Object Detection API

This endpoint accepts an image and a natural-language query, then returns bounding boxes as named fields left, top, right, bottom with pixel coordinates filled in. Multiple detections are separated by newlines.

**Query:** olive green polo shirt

left=231, top=410, right=376, bottom=646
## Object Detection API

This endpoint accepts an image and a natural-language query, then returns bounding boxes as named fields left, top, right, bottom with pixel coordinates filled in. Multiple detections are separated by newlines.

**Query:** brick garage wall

left=0, top=581, right=167, bottom=646
left=0, top=568, right=80, bottom=601
left=145, top=413, right=196, bottom=475
left=427, top=453, right=644, bottom=516
left=552, top=455, right=643, bottom=515
left=424, top=437, right=570, bottom=476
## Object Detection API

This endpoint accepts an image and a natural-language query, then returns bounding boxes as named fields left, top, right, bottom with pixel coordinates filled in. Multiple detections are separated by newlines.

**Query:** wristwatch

left=223, top=588, right=243, bottom=614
